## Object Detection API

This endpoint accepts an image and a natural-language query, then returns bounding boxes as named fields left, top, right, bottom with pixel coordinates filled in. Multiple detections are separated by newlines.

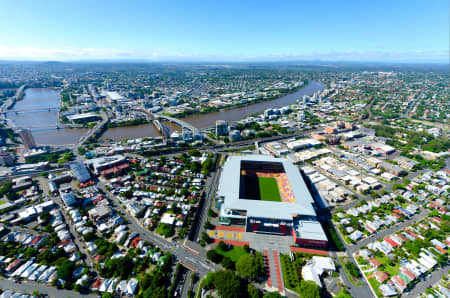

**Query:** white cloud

left=0, top=46, right=146, bottom=60
left=249, top=50, right=449, bottom=62
left=0, top=46, right=447, bottom=62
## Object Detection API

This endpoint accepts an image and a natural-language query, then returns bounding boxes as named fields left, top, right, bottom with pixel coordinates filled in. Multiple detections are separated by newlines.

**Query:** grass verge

left=339, top=256, right=362, bottom=287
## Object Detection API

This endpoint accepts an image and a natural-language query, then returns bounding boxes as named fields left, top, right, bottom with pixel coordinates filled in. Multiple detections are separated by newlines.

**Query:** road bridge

left=133, top=108, right=171, bottom=138
left=5, top=107, right=59, bottom=114
left=157, top=114, right=198, bottom=132
left=157, top=114, right=220, bottom=144
left=76, top=111, right=108, bottom=147
left=153, top=119, right=170, bottom=138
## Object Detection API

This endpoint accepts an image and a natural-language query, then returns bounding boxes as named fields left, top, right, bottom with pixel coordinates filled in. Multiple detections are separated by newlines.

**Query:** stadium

left=217, top=155, right=328, bottom=247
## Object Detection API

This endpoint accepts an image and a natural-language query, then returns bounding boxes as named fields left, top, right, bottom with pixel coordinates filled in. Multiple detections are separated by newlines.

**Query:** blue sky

left=0, top=0, right=448, bottom=62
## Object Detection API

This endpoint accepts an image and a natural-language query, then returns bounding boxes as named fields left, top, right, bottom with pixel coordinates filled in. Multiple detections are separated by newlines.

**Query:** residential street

left=405, top=264, right=450, bottom=297
left=52, top=195, right=97, bottom=271
left=329, top=207, right=430, bottom=298
left=0, top=279, right=97, bottom=298
left=347, top=208, right=429, bottom=254
left=98, top=182, right=220, bottom=277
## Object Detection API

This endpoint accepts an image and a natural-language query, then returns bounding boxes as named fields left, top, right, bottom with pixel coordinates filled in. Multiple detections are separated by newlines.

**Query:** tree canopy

left=212, top=270, right=243, bottom=298
left=235, top=252, right=264, bottom=280
left=299, top=280, right=320, bottom=298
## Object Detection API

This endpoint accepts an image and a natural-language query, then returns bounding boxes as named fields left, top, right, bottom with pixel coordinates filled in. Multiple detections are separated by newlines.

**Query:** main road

left=190, top=166, right=222, bottom=242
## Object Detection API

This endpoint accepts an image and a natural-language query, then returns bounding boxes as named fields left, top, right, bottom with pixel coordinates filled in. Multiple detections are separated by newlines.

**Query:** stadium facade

left=217, top=155, right=328, bottom=247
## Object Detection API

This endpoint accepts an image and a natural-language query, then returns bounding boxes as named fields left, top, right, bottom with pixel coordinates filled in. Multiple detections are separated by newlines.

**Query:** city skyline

left=0, top=0, right=448, bottom=62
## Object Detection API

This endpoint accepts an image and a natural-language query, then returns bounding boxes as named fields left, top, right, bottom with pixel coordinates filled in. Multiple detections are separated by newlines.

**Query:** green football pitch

left=258, top=177, right=282, bottom=202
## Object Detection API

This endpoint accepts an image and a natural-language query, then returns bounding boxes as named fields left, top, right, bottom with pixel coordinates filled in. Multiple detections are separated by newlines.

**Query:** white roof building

left=301, top=256, right=336, bottom=287
left=115, top=280, right=128, bottom=294
left=349, top=230, right=363, bottom=242
left=125, top=278, right=138, bottom=296
left=160, top=213, right=176, bottom=225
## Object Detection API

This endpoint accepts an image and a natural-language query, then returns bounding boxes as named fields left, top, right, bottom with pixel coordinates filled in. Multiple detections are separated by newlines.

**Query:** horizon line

left=0, top=58, right=448, bottom=65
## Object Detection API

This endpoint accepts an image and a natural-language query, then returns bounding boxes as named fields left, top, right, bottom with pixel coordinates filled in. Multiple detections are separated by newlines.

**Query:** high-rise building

left=18, top=129, right=36, bottom=150
left=216, top=120, right=228, bottom=137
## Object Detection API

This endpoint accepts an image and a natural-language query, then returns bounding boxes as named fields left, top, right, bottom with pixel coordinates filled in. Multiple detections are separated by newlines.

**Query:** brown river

left=6, top=81, right=324, bottom=145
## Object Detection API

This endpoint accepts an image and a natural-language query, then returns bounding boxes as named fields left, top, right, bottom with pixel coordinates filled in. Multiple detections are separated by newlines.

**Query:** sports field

left=258, top=177, right=282, bottom=202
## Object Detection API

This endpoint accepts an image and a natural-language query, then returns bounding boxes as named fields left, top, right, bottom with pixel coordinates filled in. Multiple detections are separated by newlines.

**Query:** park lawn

left=258, top=177, right=282, bottom=202
left=216, top=246, right=248, bottom=262
left=0, top=200, right=5, bottom=205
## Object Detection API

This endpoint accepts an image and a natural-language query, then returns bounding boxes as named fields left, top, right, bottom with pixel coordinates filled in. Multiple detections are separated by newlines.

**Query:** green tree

left=299, top=280, right=320, bottom=298
left=23, top=247, right=38, bottom=259
left=57, top=261, right=75, bottom=281
left=247, top=284, right=260, bottom=298
left=190, top=161, right=201, bottom=173
left=188, top=149, right=201, bottom=157
left=77, top=146, right=86, bottom=155
left=263, top=292, right=283, bottom=298
left=243, top=244, right=250, bottom=253
left=120, top=188, right=133, bottom=199
left=235, top=252, right=264, bottom=280
left=204, top=221, right=214, bottom=230
left=39, top=211, right=52, bottom=224
left=207, top=209, right=217, bottom=217
left=221, top=256, right=235, bottom=270
left=217, top=241, right=228, bottom=251
left=345, top=262, right=360, bottom=278
left=156, top=223, right=174, bottom=237
left=336, top=289, right=352, bottom=298
left=201, top=232, right=212, bottom=243
left=212, top=270, right=242, bottom=298
left=102, top=256, right=134, bottom=279
left=143, top=285, right=167, bottom=298
left=206, top=250, right=223, bottom=263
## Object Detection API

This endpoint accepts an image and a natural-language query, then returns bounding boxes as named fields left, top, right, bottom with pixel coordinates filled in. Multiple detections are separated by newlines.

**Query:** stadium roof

left=218, top=155, right=317, bottom=220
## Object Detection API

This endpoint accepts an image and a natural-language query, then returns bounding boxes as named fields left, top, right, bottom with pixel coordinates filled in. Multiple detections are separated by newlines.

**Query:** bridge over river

left=4, top=106, right=59, bottom=114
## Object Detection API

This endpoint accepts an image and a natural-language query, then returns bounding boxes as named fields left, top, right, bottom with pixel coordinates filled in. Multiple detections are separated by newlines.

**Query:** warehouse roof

left=67, top=112, right=100, bottom=121
left=70, top=162, right=91, bottom=183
